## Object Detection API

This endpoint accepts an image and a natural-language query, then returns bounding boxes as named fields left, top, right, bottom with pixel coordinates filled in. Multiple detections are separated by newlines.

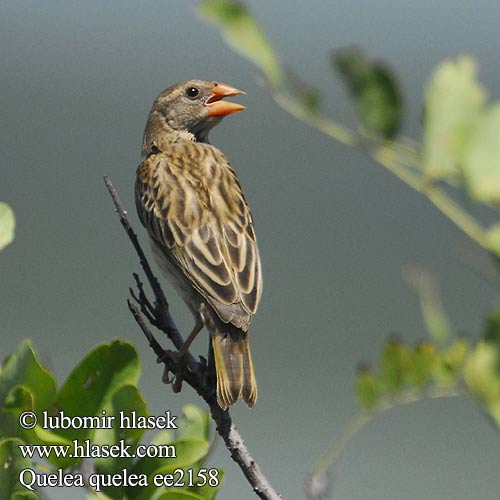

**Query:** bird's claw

left=162, top=369, right=175, bottom=385
left=162, top=367, right=183, bottom=393
left=158, top=349, right=184, bottom=392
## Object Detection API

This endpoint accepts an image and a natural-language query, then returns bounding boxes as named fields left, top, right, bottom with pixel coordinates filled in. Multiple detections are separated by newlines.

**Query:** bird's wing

left=136, top=146, right=262, bottom=330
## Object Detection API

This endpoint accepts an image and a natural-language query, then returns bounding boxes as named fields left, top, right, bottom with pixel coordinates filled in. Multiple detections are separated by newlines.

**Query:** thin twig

left=305, top=386, right=462, bottom=500
left=104, top=175, right=282, bottom=500
left=209, top=405, right=281, bottom=500
left=270, top=89, right=490, bottom=253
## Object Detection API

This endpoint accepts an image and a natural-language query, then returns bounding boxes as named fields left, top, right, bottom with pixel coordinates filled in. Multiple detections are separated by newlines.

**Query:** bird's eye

left=185, top=87, right=200, bottom=99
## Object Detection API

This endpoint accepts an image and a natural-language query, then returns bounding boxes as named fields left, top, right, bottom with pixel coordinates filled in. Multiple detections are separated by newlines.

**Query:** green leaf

left=29, top=425, right=74, bottom=470
left=130, top=437, right=210, bottom=500
left=86, top=494, right=103, bottom=500
left=442, top=338, right=469, bottom=372
left=51, top=340, right=140, bottom=444
left=150, top=430, right=173, bottom=447
left=178, top=405, right=210, bottom=442
left=464, top=340, right=500, bottom=426
left=0, top=438, right=38, bottom=499
left=145, top=472, right=224, bottom=500
left=355, top=366, right=380, bottom=410
left=132, top=437, right=210, bottom=478
left=422, top=55, right=485, bottom=179
left=12, top=492, right=40, bottom=499
left=462, top=102, right=500, bottom=204
left=1, top=384, right=75, bottom=469
left=198, top=0, right=282, bottom=85
left=0, top=340, right=57, bottom=412
left=281, top=68, right=321, bottom=115
left=199, top=0, right=322, bottom=118
left=1, top=386, right=75, bottom=469
left=485, top=224, right=500, bottom=259
left=433, top=338, right=469, bottom=387
left=0, top=341, right=57, bottom=438
left=4, top=385, right=35, bottom=411
left=407, top=342, right=438, bottom=388
left=94, top=385, right=149, bottom=499
left=0, top=202, right=15, bottom=250
left=482, top=307, right=500, bottom=344
left=192, top=469, right=224, bottom=500
left=128, top=407, right=217, bottom=500
left=1, top=385, right=36, bottom=437
left=152, top=491, right=205, bottom=500
left=379, top=338, right=409, bottom=393
left=158, top=438, right=210, bottom=473
left=333, top=47, right=402, bottom=138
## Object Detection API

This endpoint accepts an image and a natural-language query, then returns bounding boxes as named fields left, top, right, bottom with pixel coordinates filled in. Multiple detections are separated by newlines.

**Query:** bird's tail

left=212, top=330, right=257, bottom=410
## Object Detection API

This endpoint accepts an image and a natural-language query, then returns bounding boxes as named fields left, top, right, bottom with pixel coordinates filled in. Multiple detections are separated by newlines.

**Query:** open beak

left=206, top=82, right=246, bottom=117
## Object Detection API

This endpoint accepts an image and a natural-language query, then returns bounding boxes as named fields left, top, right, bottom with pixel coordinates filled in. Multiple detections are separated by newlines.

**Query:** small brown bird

left=135, top=80, right=262, bottom=409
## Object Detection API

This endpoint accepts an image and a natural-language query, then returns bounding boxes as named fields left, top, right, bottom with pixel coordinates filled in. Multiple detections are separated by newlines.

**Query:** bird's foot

left=158, top=349, right=186, bottom=393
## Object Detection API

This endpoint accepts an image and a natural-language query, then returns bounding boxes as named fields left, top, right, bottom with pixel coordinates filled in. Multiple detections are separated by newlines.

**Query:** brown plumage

left=135, top=80, right=262, bottom=409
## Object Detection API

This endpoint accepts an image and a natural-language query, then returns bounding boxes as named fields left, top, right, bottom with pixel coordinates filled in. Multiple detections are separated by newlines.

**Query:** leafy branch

left=306, top=385, right=461, bottom=500
left=198, top=0, right=500, bottom=258
left=197, top=1, right=500, bottom=497
left=306, top=322, right=500, bottom=499
left=0, top=190, right=226, bottom=499
left=0, top=338, right=224, bottom=500
left=301, top=265, right=500, bottom=498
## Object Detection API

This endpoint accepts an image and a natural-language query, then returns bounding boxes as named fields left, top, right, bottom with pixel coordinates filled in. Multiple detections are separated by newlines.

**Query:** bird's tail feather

left=212, top=331, right=257, bottom=410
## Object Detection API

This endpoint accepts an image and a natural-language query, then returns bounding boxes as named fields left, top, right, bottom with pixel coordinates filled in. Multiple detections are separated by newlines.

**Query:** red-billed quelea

left=135, top=80, right=262, bottom=410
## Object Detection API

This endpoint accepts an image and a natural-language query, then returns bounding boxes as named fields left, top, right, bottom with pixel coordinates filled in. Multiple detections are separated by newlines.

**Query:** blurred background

left=2, top=1, right=500, bottom=499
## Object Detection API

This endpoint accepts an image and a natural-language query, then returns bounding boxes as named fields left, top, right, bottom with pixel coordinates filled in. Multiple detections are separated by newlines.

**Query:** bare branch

left=209, top=404, right=282, bottom=500
left=104, top=175, right=282, bottom=500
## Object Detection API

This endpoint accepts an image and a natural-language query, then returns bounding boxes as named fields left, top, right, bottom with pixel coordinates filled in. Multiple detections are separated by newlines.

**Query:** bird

left=135, top=80, right=263, bottom=410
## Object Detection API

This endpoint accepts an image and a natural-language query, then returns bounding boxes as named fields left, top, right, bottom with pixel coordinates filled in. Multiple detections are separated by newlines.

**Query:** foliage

left=0, top=340, right=222, bottom=499
left=4, top=2, right=500, bottom=498
left=355, top=331, right=500, bottom=424
left=198, top=0, right=500, bottom=257
left=198, top=0, right=282, bottom=86
left=0, top=202, right=15, bottom=251
left=332, top=47, right=402, bottom=138
left=197, top=1, right=500, bottom=498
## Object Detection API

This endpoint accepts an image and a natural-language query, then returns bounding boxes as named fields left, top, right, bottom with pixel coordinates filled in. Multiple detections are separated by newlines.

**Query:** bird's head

left=142, top=80, right=245, bottom=154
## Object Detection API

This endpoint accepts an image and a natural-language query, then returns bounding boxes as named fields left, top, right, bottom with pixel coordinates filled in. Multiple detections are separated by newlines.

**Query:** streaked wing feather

left=136, top=147, right=262, bottom=328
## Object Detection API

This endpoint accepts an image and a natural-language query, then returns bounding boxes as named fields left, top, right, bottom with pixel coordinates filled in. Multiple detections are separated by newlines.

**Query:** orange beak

left=206, top=82, right=246, bottom=117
